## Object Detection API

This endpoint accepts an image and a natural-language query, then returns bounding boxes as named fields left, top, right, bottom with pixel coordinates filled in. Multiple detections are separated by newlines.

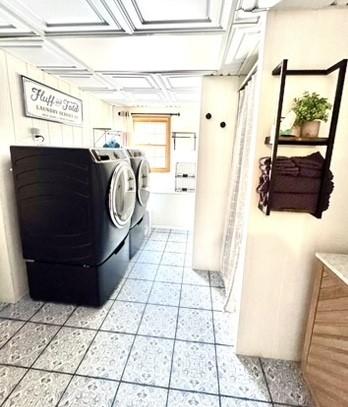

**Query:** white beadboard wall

left=0, top=49, right=114, bottom=302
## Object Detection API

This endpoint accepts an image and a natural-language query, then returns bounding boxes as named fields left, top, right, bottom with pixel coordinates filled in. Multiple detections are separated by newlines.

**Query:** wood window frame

left=132, top=116, right=171, bottom=173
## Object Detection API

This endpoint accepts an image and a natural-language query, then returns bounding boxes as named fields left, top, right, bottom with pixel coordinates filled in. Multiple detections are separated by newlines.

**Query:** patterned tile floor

left=0, top=228, right=313, bottom=407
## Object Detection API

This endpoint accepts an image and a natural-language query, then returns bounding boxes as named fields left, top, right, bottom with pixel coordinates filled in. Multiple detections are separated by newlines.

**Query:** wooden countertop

left=316, top=252, right=348, bottom=285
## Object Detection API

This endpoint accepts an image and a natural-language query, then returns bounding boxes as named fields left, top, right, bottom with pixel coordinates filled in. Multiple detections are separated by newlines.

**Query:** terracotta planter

left=291, top=125, right=301, bottom=138
left=301, top=121, right=321, bottom=138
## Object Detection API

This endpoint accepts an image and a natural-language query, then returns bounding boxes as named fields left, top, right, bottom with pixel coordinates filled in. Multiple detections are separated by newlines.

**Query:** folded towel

left=257, top=152, right=334, bottom=214
left=273, top=167, right=300, bottom=176
left=260, top=165, right=299, bottom=177
left=292, top=152, right=324, bottom=170
left=273, top=176, right=322, bottom=194
left=299, top=167, right=322, bottom=178
left=271, top=192, right=330, bottom=213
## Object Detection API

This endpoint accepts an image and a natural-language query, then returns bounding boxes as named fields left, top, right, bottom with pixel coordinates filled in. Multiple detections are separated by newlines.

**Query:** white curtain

left=220, top=74, right=257, bottom=311
left=121, top=112, right=133, bottom=146
left=114, top=111, right=133, bottom=146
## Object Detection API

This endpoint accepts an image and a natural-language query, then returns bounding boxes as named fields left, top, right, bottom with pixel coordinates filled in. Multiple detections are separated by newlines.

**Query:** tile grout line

left=1, top=229, right=296, bottom=407
left=0, top=229, right=148, bottom=406
left=0, top=299, right=46, bottom=352
left=109, top=229, right=172, bottom=406
left=259, top=357, right=274, bottom=405
left=54, top=258, right=135, bottom=406
left=127, top=275, right=224, bottom=288
left=0, top=300, right=68, bottom=407
left=164, top=230, right=187, bottom=407
left=0, top=295, right=229, bottom=323
left=0, top=360, right=281, bottom=405
left=0, top=315, right=235, bottom=347
left=0, top=251, right=132, bottom=407
left=0, top=301, right=48, bottom=407
left=209, top=271, right=222, bottom=407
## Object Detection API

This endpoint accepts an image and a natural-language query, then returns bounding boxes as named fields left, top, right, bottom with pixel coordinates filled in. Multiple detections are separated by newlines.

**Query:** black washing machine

left=10, top=146, right=136, bottom=306
left=127, top=149, right=150, bottom=258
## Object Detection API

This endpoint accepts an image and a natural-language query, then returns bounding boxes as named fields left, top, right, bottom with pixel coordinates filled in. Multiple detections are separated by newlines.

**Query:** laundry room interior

left=0, top=1, right=347, bottom=407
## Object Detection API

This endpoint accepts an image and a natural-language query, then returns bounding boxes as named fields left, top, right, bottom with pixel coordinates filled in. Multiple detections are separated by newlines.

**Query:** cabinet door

left=303, top=264, right=348, bottom=407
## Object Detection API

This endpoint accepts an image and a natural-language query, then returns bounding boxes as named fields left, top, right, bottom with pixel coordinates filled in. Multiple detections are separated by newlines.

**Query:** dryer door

left=137, top=159, right=150, bottom=207
left=109, top=161, right=136, bottom=228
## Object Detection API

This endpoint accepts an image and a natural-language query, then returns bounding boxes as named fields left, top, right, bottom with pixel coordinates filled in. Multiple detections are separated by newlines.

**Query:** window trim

left=132, top=116, right=171, bottom=173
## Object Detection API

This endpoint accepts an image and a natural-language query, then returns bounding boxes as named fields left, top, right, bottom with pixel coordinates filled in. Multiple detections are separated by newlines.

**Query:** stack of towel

left=257, top=152, right=334, bottom=213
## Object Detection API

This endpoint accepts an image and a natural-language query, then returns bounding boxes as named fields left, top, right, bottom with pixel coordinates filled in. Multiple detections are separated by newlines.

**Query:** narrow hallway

left=0, top=229, right=311, bottom=407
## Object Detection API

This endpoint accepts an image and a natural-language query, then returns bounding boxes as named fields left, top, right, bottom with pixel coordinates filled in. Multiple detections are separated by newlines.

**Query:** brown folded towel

left=273, top=176, right=322, bottom=194
left=271, top=191, right=331, bottom=212
left=271, top=193, right=319, bottom=213
left=299, top=167, right=322, bottom=178
left=292, top=152, right=324, bottom=169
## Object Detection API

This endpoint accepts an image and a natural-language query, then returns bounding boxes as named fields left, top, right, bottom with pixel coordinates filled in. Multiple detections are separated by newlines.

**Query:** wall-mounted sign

left=21, top=76, right=83, bottom=126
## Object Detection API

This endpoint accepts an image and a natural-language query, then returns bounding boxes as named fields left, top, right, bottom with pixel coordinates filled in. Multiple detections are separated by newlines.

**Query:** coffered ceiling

left=0, top=0, right=340, bottom=106
left=0, top=0, right=265, bottom=106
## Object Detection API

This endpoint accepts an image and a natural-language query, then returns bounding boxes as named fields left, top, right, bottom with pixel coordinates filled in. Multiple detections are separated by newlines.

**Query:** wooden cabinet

left=302, top=255, right=348, bottom=407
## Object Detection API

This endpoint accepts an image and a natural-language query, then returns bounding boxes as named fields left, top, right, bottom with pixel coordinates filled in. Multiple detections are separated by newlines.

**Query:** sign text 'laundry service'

left=22, top=76, right=83, bottom=126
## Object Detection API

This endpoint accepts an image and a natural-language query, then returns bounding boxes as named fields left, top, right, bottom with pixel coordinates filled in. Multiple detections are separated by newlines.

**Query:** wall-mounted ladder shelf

left=259, top=58, right=347, bottom=219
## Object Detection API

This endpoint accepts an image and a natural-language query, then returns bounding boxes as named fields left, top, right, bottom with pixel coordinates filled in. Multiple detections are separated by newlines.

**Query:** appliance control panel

left=90, top=148, right=128, bottom=162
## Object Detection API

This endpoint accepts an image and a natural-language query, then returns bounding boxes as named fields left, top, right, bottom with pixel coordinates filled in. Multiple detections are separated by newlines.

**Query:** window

left=132, top=116, right=171, bottom=172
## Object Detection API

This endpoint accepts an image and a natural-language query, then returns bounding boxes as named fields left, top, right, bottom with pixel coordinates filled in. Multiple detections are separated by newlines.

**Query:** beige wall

left=0, top=49, right=114, bottom=303
left=193, top=76, right=240, bottom=271
left=237, top=9, right=348, bottom=361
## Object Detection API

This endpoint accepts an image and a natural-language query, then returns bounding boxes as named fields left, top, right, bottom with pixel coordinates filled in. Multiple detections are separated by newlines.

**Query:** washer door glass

left=109, top=162, right=136, bottom=228
left=137, top=159, right=150, bottom=207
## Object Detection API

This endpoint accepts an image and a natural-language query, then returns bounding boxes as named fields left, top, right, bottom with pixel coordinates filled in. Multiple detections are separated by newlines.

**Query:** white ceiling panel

left=0, top=0, right=264, bottom=106
left=132, top=92, right=162, bottom=101
left=4, top=0, right=123, bottom=34
left=56, top=34, right=223, bottom=71
left=273, top=0, right=335, bottom=8
left=112, top=76, right=155, bottom=89
left=119, top=0, right=231, bottom=32
left=167, top=76, right=202, bottom=89
left=57, top=74, right=106, bottom=89
left=1, top=42, right=82, bottom=69
left=18, top=0, right=103, bottom=25
left=172, top=91, right=201, bottom=102
left=225, top=28, right=260, bottom=65
left=0, top=0, right=235, bottom=36
left=134, top=0, right=208, bottom=21
left=0, top=7, right=33, bottom=36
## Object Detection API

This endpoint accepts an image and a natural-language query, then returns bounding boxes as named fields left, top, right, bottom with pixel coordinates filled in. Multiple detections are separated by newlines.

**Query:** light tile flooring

left=0, top=228, right=312, bottom=407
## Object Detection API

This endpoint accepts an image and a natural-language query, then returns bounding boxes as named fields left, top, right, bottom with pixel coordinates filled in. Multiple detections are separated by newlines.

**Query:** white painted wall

left=149, top=192, right=195, bottom=230
left=0, top=49, right=114, bottom=303
left=117, top=104, right=200, bottom=229
left=193, top=76, right=240, bottom=271
left=237, top=9, right=348, bottom=361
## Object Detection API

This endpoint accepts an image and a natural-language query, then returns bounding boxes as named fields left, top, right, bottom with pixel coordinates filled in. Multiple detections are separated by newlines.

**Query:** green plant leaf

left=292, top=91, right=332, bottom=124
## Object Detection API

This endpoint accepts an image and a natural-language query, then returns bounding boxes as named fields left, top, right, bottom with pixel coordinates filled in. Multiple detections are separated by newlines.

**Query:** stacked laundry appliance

left=10, top=146, right=136, bottom=306
left=126, top=149, right=151, bottom=258
left=257, top=152, right=334, bottom=213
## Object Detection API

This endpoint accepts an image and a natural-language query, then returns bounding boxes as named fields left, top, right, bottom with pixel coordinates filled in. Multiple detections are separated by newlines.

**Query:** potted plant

left=292, top=91, right=332, bottom=138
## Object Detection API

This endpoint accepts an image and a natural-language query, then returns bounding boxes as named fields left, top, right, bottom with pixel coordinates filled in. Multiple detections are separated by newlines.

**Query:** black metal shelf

left=264, top=136, right=329, bottom=146
left=261, top=58, right=347, bottom=219
left=172, top=131, right=197, bottom=151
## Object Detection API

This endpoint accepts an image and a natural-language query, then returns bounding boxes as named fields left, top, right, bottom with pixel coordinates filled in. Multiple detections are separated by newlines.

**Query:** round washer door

left=109, top=161, right=136, bottom=228
left=137, top=159, right=150, bottom=207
